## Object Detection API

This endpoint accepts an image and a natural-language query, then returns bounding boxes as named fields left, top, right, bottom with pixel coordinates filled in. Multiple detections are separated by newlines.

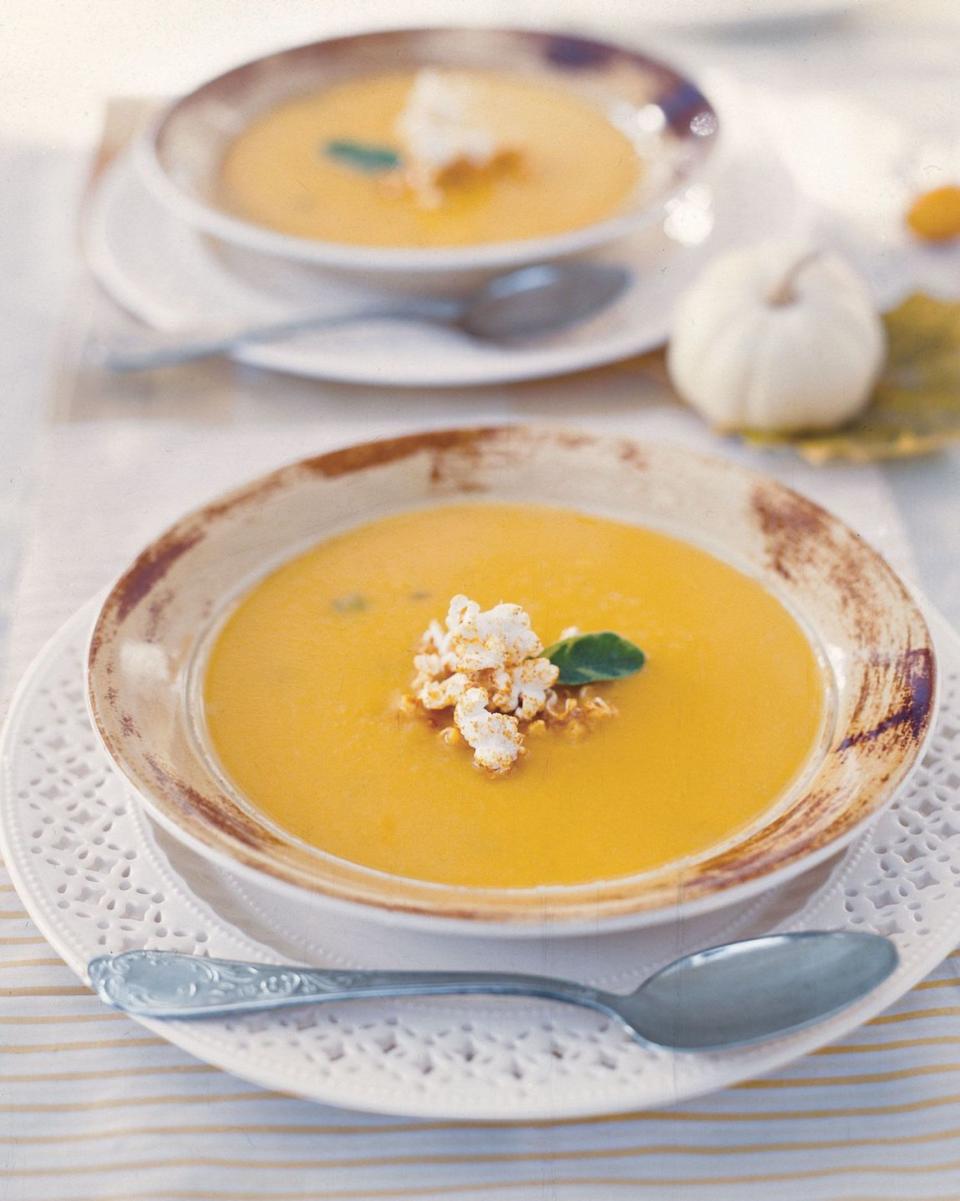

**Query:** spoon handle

left=95, top=298, right=464, bottom=372
left=88, top=950, right=619, bottom=1024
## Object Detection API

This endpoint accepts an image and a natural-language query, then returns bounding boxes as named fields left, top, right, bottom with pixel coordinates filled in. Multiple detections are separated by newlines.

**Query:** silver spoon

left=96, top=261, right=632, bottom=373
left=88, top=931, right=896, bottom=1050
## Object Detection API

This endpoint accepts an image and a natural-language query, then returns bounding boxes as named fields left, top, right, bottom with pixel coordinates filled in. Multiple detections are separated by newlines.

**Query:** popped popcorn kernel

left=418, top=671, right=469, bottom=710
left=488, top=657, right=559, bottom=719
left=396, top=70, right=520, bottom=209
left=454, top=686, right=524, bottom=774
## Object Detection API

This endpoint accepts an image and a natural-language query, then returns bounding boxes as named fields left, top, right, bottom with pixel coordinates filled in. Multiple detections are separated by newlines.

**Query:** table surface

left=4, top=2, right=960, bottom=1198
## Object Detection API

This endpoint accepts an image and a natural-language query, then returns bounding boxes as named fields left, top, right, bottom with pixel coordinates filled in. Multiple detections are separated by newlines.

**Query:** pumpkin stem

left=767, top=249, right=821, bottom=306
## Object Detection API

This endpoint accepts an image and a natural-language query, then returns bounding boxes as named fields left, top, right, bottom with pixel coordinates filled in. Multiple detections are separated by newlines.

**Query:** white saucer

left=81, top=142, right=805, bottom=388
left=4, top=598, right=960, bottom=1118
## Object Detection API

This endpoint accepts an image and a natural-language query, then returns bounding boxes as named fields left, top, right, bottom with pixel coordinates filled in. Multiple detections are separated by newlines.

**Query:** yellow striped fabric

left=1, top=866, right=959, bottom=1201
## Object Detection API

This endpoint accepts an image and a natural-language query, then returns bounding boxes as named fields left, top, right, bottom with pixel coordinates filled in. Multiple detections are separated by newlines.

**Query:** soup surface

left=204, top=504, right=824, bottom=888
left=217, top=70, right=641, bottom=247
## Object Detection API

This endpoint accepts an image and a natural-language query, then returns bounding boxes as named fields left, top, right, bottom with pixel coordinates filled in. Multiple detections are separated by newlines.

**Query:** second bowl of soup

left=140, top=28, right=717, bottom=288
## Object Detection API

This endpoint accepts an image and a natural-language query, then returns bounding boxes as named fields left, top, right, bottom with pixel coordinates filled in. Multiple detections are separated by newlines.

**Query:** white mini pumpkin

left=667, top=241, right=886, bottom=433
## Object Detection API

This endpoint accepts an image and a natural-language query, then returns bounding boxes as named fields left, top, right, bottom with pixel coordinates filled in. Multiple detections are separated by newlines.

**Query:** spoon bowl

left=460, top=261, right=631, bottom=341
left=620, top=931, right=898, bottom=1049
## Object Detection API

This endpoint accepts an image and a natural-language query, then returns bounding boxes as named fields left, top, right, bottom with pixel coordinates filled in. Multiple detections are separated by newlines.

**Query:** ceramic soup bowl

left=87, top=428, right=936, bottom=937
left=138, top=27, right=718, bottom=294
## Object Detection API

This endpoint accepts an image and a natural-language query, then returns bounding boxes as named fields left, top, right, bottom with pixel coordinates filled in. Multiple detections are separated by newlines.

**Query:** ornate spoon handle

left=88, top=950, right=620, bottom=1024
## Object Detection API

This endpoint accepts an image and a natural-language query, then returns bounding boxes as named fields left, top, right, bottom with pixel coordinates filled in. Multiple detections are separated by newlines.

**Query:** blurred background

left=2, top=0, right=958, bottom=671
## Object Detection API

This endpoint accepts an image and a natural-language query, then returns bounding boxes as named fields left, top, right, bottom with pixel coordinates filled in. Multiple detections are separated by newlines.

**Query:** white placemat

left=6, top=409, right=960, bottom=1201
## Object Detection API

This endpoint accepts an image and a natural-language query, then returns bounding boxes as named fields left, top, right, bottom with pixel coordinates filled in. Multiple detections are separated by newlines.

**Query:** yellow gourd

left=906, top=185, right=960, bottom=243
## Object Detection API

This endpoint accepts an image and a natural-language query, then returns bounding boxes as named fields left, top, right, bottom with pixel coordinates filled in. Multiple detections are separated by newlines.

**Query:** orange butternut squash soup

left=203, top=504, right=825, bottom=889
left=217, top=68, right=641, bottom=248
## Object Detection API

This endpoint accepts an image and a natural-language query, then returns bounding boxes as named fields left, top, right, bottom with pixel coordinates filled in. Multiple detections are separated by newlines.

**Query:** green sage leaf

left=542, top=631, right=646, bottom=685
left=323, top=139, right=401, bottom=174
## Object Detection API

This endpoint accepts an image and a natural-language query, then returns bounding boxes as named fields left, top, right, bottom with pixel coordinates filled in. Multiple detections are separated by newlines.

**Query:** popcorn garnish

left=454, top=687, right=523, bottom=774
left=407, top=595, right=618, bottom=775
left=396, top=69, right=519, bottom=208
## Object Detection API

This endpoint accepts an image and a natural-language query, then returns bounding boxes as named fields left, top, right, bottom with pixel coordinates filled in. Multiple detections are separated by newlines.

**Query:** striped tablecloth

left=3, top=413, right=960, bottom=1201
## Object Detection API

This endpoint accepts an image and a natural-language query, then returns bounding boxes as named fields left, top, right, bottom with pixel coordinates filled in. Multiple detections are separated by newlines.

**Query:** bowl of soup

left=137, top=28, right=718, bottom=290
left=87, top=428, right=936, bottom=935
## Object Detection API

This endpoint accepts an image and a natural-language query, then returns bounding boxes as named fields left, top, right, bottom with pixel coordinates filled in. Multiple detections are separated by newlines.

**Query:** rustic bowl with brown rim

left=136, top=26, right=717, bottom=293
left=86, top=427, right=937, bottom=937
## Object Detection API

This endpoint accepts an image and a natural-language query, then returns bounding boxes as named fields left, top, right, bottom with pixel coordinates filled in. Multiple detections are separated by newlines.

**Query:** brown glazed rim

left=87, top=427, right=937, bottom=929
